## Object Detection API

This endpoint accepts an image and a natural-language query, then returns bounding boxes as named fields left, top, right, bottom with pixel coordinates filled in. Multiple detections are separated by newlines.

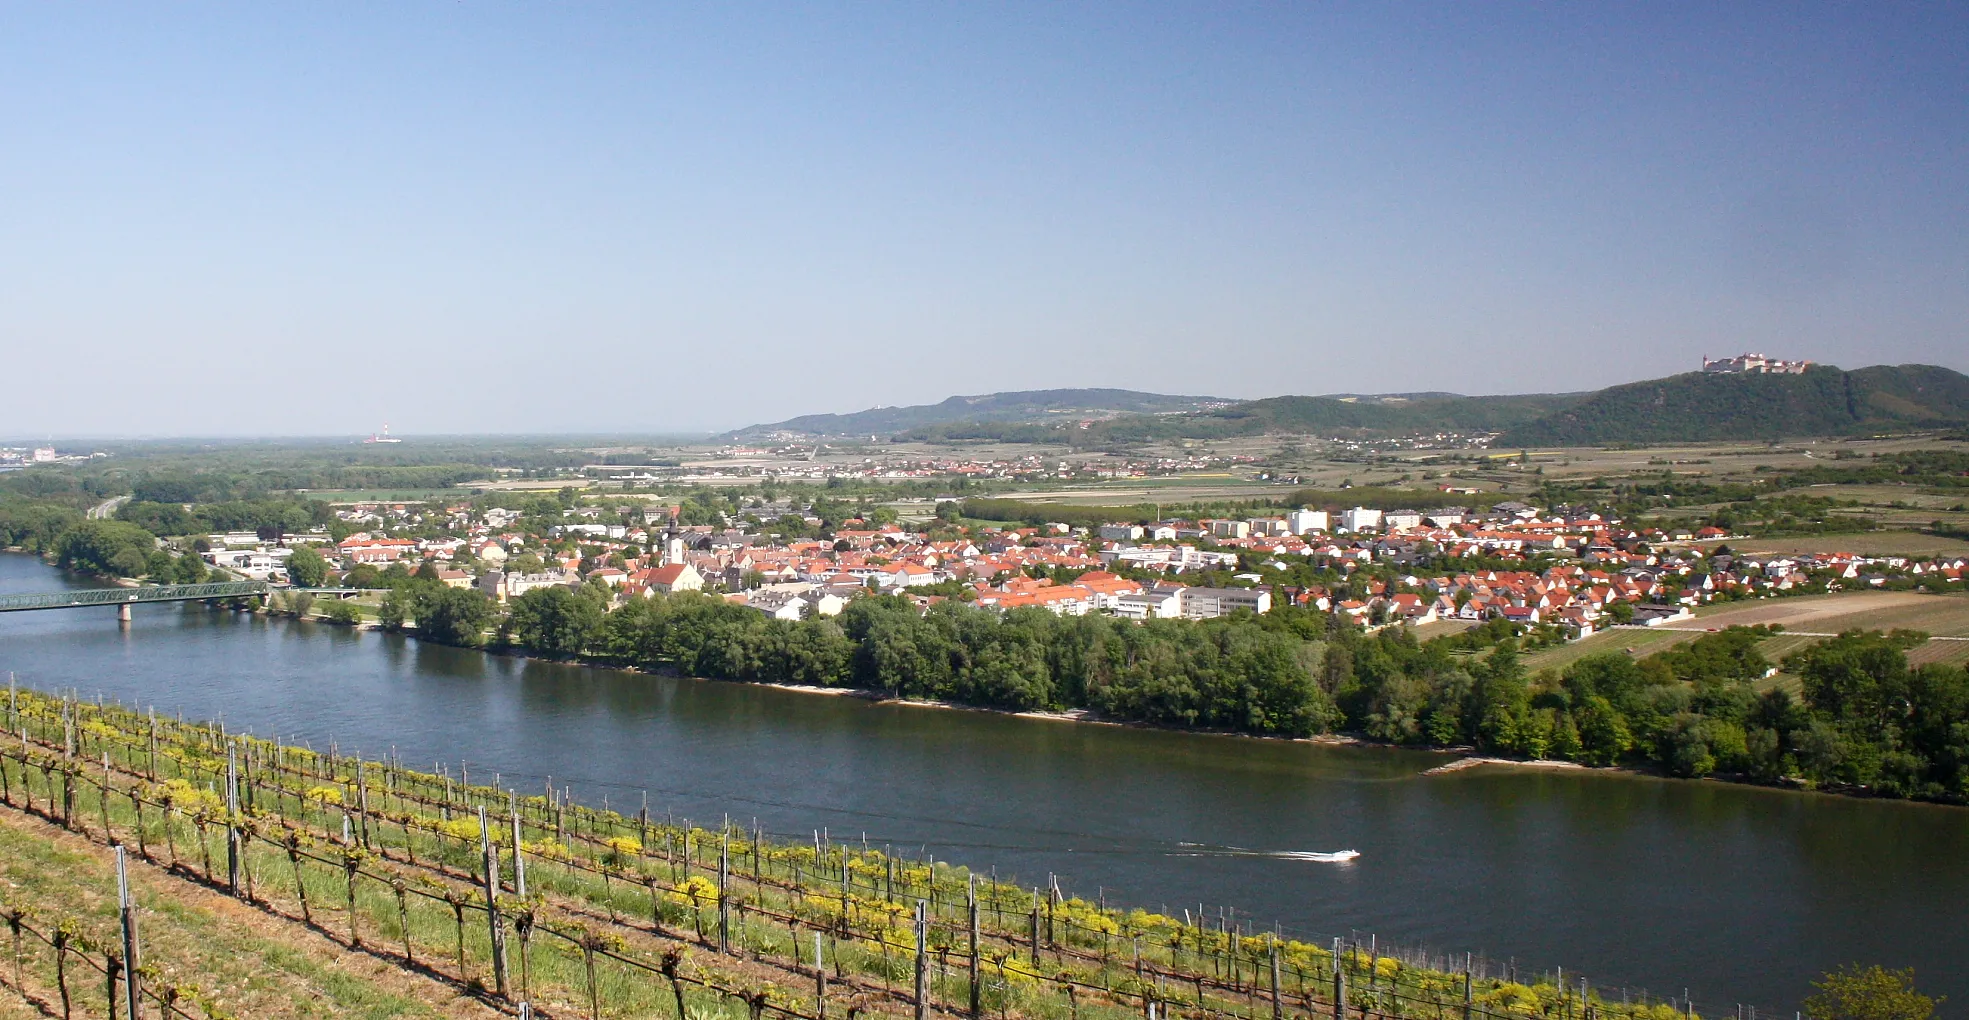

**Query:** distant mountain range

left=728, top=364, right=1969, bottom=446
left=725, top=389, right=1233, bottom=439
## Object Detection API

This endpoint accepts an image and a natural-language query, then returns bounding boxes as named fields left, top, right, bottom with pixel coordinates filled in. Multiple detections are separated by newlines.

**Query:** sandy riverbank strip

left=1421, top=756, right=1590, bottom=776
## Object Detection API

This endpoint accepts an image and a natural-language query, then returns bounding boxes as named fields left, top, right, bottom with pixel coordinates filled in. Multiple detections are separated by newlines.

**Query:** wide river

left=2, top=553, right=1964, bottom=1013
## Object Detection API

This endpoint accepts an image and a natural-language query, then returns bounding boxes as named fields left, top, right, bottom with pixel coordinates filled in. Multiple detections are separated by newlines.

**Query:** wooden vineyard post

left=968, top=876, right=982, bottom=1020
left=116, top=845, right=142, bottom=1020
left=815, top=930, right=828, bottom=1020
left=1332, top=938, right=1345, bottom=1020
left=914, top=899, right=929, bottom=1020
left=99, top=752, right=113, bottom=842
left=357, top=760, right=372, bottom=849
left=1271, top=939, right=1283, bottom=1020
left=511, top=796, right=528, bottom=899
left=718, top=830, right=732, bottom=954
left=1463, top=953, right=1473, bottom=1020
left=479, top=807, right=510, bottom=1000
left=127, top=774, right=148, bottom=858
left=226, top=743, right=242, bottom=897
left=1047, top=875, right=1058, bottom=959
left=1029, top=892, right=1041, bottom=965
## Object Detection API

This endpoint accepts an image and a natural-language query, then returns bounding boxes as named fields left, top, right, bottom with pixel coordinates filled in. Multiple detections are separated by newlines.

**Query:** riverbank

left=246, top=600, right=1968, bottom=806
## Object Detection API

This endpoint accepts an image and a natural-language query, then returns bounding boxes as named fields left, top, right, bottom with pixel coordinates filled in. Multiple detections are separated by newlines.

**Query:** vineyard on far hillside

left=1, top=683, right=1717, bottom=1020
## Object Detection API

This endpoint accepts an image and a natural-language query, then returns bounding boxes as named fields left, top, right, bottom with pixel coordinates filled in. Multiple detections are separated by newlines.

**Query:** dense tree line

left=46, top=518, right=204, bottom=582
left=471, top=592, right=1335, bottom=735
left=117, top=498, right=334, bottom=537
left=458, top=588, right=1969, bottom=802
left=1333, top=623, right=1969, bottom=799
left=128, top=466, right=488, bottom=503
left=0, top=501, right=83, bottom=553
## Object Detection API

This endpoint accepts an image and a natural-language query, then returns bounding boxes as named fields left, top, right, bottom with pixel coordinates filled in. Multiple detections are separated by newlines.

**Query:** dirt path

left=0, top=806, right=506, bottom=1020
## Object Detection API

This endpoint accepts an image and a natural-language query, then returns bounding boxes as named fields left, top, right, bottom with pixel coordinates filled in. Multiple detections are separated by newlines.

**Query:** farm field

left=1519, top=591, right=1969, bottom=674
left=1409, top=618, right=1479, bottom=642
left=1716, top=532, right=1969, bottom=557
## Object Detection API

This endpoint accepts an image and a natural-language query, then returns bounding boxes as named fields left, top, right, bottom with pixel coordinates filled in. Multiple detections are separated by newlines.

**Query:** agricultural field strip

left=1622, top=626, right=1969, bottom=641
left=0, top=688, right=1703, bottom=1020
left=1523, top=594, right=1969, bottom=672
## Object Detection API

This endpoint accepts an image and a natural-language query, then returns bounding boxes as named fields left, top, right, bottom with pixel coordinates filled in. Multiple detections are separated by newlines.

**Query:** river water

left=1, top=552, right=1963, bottom=1013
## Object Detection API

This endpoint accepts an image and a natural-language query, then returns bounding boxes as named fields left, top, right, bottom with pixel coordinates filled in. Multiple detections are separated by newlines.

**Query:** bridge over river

left=0, top=582, right=371, bottom=621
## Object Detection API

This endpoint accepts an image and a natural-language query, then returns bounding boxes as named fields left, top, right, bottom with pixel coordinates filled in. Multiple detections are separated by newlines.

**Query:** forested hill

left=733, top=364, right=1969, bottom=446
left=1093, top=392, right=1583, bottom=441
left=728, top=389, right=1231, bottom=439
left=1495, top=364, right=1969, bottom=446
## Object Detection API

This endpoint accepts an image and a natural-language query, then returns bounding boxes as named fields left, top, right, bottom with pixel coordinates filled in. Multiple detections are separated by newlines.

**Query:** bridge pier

left=117, top=604, right=132, bottom=623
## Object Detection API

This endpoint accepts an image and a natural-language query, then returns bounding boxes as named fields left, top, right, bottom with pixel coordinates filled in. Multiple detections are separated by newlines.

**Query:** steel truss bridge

left=0, top=581, right=272, bottom=614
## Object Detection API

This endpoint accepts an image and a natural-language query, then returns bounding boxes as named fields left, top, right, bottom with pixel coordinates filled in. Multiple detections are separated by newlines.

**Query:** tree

left=412, top=586, right=494, bottom=646
left=1550, top=710, right=1584, bottom=760
left=53, top=520, right=156, bottom=578
left=167, top=552, right=209, bottom=584
left=506, top=586, right=604, bottom=658
left=1803, top=966, right=1937, bottom=1020
left=378, top=590, right=407, bottom=632
left=286, top=545, right=329, bottom=587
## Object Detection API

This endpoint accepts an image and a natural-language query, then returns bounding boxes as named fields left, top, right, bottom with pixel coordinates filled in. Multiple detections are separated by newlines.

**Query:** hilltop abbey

left=1701, top=352, right=1812, bottom=374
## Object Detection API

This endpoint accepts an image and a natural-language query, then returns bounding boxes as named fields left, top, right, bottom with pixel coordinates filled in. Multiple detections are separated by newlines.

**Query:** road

left=86, top=495, right=131, bottom=520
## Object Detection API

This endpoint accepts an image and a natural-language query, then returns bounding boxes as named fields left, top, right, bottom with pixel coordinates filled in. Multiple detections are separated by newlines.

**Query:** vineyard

left=0, top=683, right=1698, bottom=1020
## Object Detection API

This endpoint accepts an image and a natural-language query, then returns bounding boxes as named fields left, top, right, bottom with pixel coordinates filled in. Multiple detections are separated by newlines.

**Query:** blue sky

left=2, top=3, right=1965, bottom=436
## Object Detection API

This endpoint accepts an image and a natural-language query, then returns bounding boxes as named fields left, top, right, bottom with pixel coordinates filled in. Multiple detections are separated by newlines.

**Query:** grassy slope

left=0, top=809, right=494, bottom=1019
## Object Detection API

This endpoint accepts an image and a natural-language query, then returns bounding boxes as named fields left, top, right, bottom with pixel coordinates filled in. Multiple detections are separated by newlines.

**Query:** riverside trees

left=476, top=591, right=1969, bottom=802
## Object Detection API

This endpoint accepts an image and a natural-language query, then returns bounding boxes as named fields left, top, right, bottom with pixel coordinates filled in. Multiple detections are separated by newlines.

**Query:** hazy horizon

left=4, top=4, right=1966, bottom=436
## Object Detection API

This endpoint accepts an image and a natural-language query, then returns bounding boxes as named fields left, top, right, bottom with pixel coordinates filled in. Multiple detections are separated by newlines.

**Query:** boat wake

left=1168, top=844, right=1360, bottom=863
left=1270, top=850, right=1360, bottom=863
